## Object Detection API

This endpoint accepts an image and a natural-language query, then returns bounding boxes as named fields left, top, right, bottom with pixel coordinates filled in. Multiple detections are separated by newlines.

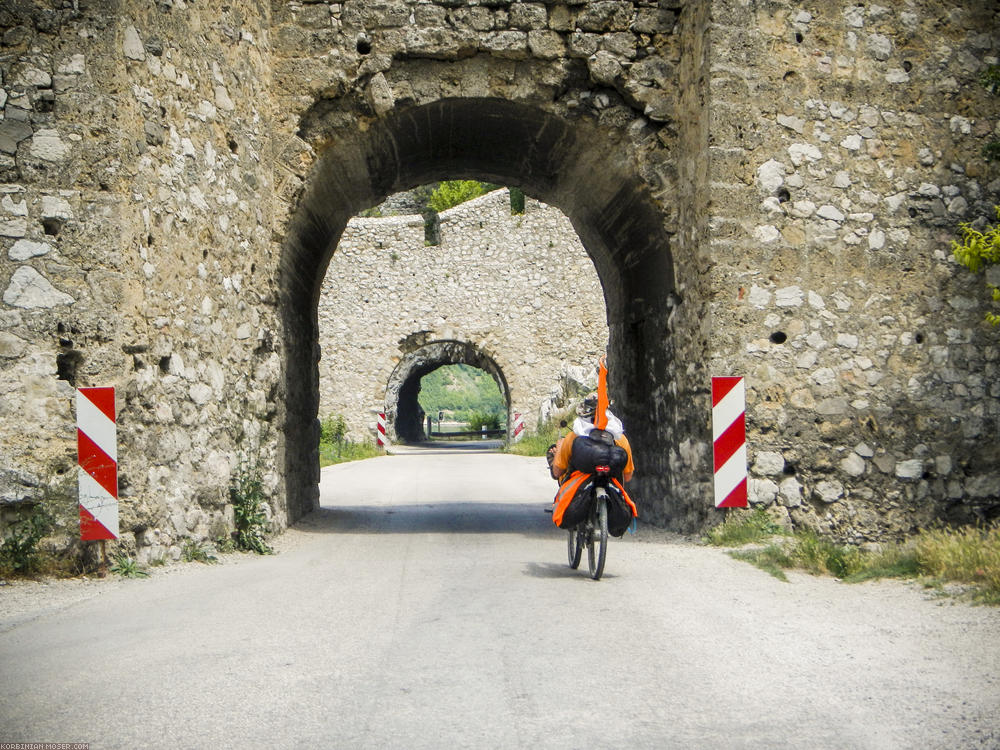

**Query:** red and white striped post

left=376, top=412, right=389, bottom=449
left=511, top=412, right=525, bottom=443
left=712, top=376, right=748, bottom=508
left=77, top=387, right=119, bottom=543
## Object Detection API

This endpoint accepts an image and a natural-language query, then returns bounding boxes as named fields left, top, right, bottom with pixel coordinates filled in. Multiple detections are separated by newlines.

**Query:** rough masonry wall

left=708, top=0, right=1000, bottom=539
left=2, top=0, right=997, bottom=558
left=0, top=3, right=285, bottom=563
left=317, top=189, right=608, bottom=440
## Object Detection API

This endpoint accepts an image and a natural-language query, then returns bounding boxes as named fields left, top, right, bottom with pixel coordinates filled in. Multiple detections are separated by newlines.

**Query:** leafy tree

left=428, top=180, right=488, bottom=212
left=952, top=65, right=1000, bottom=327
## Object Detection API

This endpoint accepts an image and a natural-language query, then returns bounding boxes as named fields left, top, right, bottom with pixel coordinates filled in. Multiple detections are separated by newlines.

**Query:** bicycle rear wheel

left=587, top=490, right=609, bottom=580
left=567, top=527, right=583, bottom=569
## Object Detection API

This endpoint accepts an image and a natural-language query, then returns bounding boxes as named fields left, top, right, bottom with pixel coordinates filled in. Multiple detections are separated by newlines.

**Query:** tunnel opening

left=418, top=364, right=507, bottom=441
left=387, top=341, right=510, bottom=444
left=281, top=97, right=685, bottom=527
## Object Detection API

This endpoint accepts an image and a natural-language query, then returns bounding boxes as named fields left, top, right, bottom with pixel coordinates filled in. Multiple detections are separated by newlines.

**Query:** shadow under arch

left=281, top=97, right=677, bottom=521
left=386, top=339, right=511, bottom=443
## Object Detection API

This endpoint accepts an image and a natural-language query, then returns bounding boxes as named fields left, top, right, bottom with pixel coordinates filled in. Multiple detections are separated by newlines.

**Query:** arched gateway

left=385, top=340, right=510, bottom=443
left=281, top=98, right=688, bottom=523
left=2, top=4, right=995, bottom=553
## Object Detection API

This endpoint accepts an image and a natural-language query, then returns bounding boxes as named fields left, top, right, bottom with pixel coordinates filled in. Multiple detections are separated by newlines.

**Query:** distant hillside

left=418, top=364, right=505, bottom=421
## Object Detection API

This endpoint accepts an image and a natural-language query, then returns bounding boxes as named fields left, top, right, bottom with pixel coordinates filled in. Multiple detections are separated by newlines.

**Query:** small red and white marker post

left=376, top=412, right=389, bottom=449
left=77, top=387, right=119, bottom=573
left=510, top=412, right=525, bottom=443
left=712, top=376, right=748, bottom=508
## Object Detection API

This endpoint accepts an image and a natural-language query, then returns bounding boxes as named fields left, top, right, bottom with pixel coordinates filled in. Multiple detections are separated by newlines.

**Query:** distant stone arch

left=385, top=339, right=510, bottom=443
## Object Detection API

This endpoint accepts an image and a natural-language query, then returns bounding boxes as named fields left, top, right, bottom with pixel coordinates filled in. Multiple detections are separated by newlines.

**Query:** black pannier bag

left=558, top=477, right=634, bottom=536
left=569, top=433, right=628, bottom=478
left=605, top=484, right=634, bottom=537
left=559, top=475, right=595, bottom=529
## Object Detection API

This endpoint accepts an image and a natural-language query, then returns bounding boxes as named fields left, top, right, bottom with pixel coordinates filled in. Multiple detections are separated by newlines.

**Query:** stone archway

left=281, top=97, right=692, bottom=525
left=385, top=339, right=510, bottom=443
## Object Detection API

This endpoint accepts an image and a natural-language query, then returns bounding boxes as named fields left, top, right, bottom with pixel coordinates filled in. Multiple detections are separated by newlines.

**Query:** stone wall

left=0, top=1, right=997, bottom=559
left=317, top=189, right=608, bottom=441
left=707, top=0, right=1000, bottom=538
left=0, top=3, right=286, bottom=562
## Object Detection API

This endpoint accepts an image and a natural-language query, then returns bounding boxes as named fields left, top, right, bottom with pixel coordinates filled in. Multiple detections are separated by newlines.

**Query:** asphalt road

left=2, top=445, right=999, bottom=749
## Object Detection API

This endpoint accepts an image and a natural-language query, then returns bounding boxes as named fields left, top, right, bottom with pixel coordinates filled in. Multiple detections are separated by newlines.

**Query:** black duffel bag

left=569, top=431, right=628, bottom=478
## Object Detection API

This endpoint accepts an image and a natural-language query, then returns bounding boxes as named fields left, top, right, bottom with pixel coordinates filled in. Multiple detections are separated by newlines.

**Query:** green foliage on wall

left=952, top=65, right=1000, bottom=327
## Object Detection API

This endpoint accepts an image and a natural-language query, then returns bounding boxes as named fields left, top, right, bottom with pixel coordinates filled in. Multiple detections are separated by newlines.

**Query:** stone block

left=0, top=119, right=33, bottom=155
left=778, top=477, right=803, bottom=507
left=3, top=267, right=74, bottom=308
left=509, top=3, right=547, bottom=30
left=528, top=30, right=565, bottom=60
left=841, top=452, right=866, bottom=476
left=814, top=480, right=844, bottom=503
left=752, top=450, right=785, bottom=475
left=895, top=459, right=924, bottom=480
left=749, top=477, right=778, bottom=505
left=9, top=239, right=53, bottom=260
left=576, top=2, right=634, bottom=32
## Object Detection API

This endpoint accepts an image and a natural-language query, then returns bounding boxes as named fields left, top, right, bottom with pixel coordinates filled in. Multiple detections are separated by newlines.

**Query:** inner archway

left=281, top=97, right=684, bottom=526
left=387, top=340, right=510, bottom=443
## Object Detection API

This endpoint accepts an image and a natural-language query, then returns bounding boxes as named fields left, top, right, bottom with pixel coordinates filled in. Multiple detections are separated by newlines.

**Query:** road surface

left=2, top=445, right=999, bottom=749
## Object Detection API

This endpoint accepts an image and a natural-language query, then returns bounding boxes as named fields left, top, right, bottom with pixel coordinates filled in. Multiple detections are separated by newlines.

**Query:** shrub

left=0, top=505, right=52, bottom=576
left=466, top=410, right=501, bottom=432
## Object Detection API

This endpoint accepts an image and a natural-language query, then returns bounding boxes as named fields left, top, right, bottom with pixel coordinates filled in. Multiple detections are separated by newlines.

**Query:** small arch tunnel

left=386, top=340, right=510, bottom=443
left=281, top=97, right=690, bottom=526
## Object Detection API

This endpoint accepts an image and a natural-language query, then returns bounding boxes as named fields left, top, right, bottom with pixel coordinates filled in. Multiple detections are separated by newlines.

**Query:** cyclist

left=548, top=392, right=634, bottom=483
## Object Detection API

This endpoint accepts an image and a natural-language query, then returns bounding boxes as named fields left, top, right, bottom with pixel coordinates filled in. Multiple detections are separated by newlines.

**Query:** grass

left=504, top=420, right=566, bottom=458
left=705, top=507, right=785, bottom=546
left=707, top=510, right=1000, bottom=604
left=319, top=439, right=383, bottom=467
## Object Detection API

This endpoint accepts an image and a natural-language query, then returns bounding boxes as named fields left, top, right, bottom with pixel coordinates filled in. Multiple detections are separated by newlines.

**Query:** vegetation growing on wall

left=952, top=65, right=1000, bottom=327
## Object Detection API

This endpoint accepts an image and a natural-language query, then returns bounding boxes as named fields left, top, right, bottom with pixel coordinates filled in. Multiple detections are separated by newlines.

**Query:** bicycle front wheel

left=567, top=526, right=583, bottom=569
left=587, top=491, right=608, bottom=580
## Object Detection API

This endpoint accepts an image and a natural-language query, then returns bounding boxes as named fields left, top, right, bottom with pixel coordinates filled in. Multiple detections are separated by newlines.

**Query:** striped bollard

left=77, top=387, right=120, bottom=540
left=712, top=376, right=748, bottom=508
left=376, top=412, right=389, bottom=448
left=511, top=412, right=525, bottom=443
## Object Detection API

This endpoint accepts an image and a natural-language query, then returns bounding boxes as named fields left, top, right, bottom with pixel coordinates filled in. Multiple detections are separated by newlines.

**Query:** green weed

left=504, top=417, right=568, bottom=458
left=229, top=455, right=274, bottom=555
left=109, top=550, right=149, bottom=579
left=181, top=539, right=218, bottom=564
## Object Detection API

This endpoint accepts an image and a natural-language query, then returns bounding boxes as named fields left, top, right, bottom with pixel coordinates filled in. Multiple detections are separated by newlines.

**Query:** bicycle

left=566, top=472, right=611, bottom=580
